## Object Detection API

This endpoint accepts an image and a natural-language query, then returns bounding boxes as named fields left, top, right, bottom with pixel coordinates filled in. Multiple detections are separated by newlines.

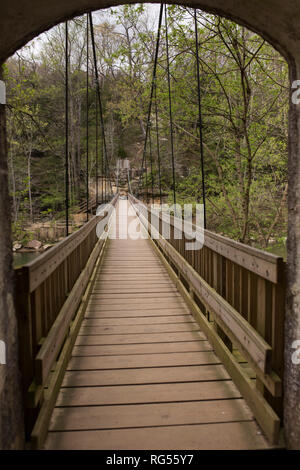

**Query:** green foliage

left=6, top=5, right=288, bottom=251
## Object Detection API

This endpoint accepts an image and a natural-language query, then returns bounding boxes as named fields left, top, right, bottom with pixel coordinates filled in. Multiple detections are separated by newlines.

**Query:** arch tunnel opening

left=0, top=0, right=298, bottom=452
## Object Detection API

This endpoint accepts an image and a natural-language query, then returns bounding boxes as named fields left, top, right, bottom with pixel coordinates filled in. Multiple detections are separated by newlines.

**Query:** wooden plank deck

left=44, top=200, right=270, bottom=450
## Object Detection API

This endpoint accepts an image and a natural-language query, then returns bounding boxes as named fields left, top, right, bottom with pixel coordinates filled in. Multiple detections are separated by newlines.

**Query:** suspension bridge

left=9, top=5, right=286, bottom=451
left=15, top=192, right=285, bottom=449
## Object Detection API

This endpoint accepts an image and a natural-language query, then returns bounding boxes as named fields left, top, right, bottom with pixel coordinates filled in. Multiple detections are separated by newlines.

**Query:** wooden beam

left=128, top=194, right=284, bottom=283
left=16, top=193, right=118, bottom=293
left=30, top=235, right=108, bottom=449
left=148, top=233, right=281, bottom=445
left=35, top=238, right=105, bottom=386
left=130, top=203, right=273, bottom=376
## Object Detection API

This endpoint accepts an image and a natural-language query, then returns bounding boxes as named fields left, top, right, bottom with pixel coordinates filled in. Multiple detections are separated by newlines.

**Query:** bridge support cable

left=137, top=4, right=164, bottom=199
left=164, top=4, right=176, bottom=205
left=103, top=140, right=106, bottom=201
left=127, top=168, right=133, bottom=194
left=101, top=139, right=104, bottom=203
left=149, top=123, right=154, bottom=204
left=194, top=9, right=207, bottom=228
left=65, top=21, right=69, bottom=236
left=86, top=14, right=89, bottom=221
left=144, top=138, right=148, bottom=203
left=116, top=160, right=119, bottom=193
left=89, top=13, right=113, bottom=198
left=154, top=83, right=162, bottom=205
left=95, top=85, right=99, bottom=206
left=104, top=141, right=108, bottom=201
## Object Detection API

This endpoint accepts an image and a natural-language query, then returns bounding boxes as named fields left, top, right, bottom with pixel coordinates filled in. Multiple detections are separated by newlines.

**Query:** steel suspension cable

left=101, top=137, right=104, bottom=203
left=127, top=168, right=133, bottom=194
left=104, top=142, right=107, bottom=200
left=164, top=4, right=176, bottom=205
left=65, top=21, right=69, bottom=236
left=194, top=9, right=207, bottom=228
left=95, top=83, right=99, bottom=206
left=154, top=82, right=162, bottom=205
left=138, top=4, right=164, bottom=196
left=86, top=14, right=89, bottom=221
left=144, top=143, right=148, bottom=202
left=89, top=13, right=113, bottom=196
left=149, top=124, right=154, bottom=204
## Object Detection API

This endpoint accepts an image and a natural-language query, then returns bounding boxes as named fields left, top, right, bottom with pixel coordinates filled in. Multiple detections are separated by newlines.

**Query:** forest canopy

left=5, top=4, right=288, bottom=252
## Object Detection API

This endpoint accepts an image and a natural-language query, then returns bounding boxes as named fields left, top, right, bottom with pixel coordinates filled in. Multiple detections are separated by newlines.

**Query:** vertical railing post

left=15, top=267, right=35, bottom=438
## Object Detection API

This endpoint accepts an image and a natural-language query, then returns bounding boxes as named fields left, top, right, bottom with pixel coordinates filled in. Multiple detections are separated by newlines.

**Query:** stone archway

left=0, top=0, right=300, bottom=449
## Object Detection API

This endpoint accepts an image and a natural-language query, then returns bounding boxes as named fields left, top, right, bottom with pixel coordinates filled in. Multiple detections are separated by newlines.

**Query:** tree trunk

left=0, top=67, right=24, bottom=449
left=9, top=144, right=17, bottom=223
left=27, top=147, right=33, bottom=222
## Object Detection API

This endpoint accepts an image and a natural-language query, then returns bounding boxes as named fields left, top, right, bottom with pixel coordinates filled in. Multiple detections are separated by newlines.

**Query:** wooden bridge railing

left=77, top=195, right=97, bottom=213
left=129, top=194, right=285, bottom=445
left=15, top=193, right=118, bottom=447
left=77, top=195, right=112, bottom=214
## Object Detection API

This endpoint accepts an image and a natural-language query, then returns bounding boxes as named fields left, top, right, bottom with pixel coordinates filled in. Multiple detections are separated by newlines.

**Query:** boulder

left=12, top=242, right=22, bottom=252
left=25, top=239, right=42, bottom=250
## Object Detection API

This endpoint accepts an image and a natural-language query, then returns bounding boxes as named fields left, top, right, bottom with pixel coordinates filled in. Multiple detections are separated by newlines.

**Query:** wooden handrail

left=157, top=235, right=272, bottom=374
left=199, top=229, right=283, bottom=283
left=129, top=193, right=285, bottom=444
left=17, top=194, right=118, bottom=292
left=129, top=194, right=284, bottom=282
left=77, top=196, right=97, bottom=213
left=77, top=194, right=113, bottom=213
left=15, top=193, right=119, bottom=440
left=19, top=215, right=102, bottom=293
